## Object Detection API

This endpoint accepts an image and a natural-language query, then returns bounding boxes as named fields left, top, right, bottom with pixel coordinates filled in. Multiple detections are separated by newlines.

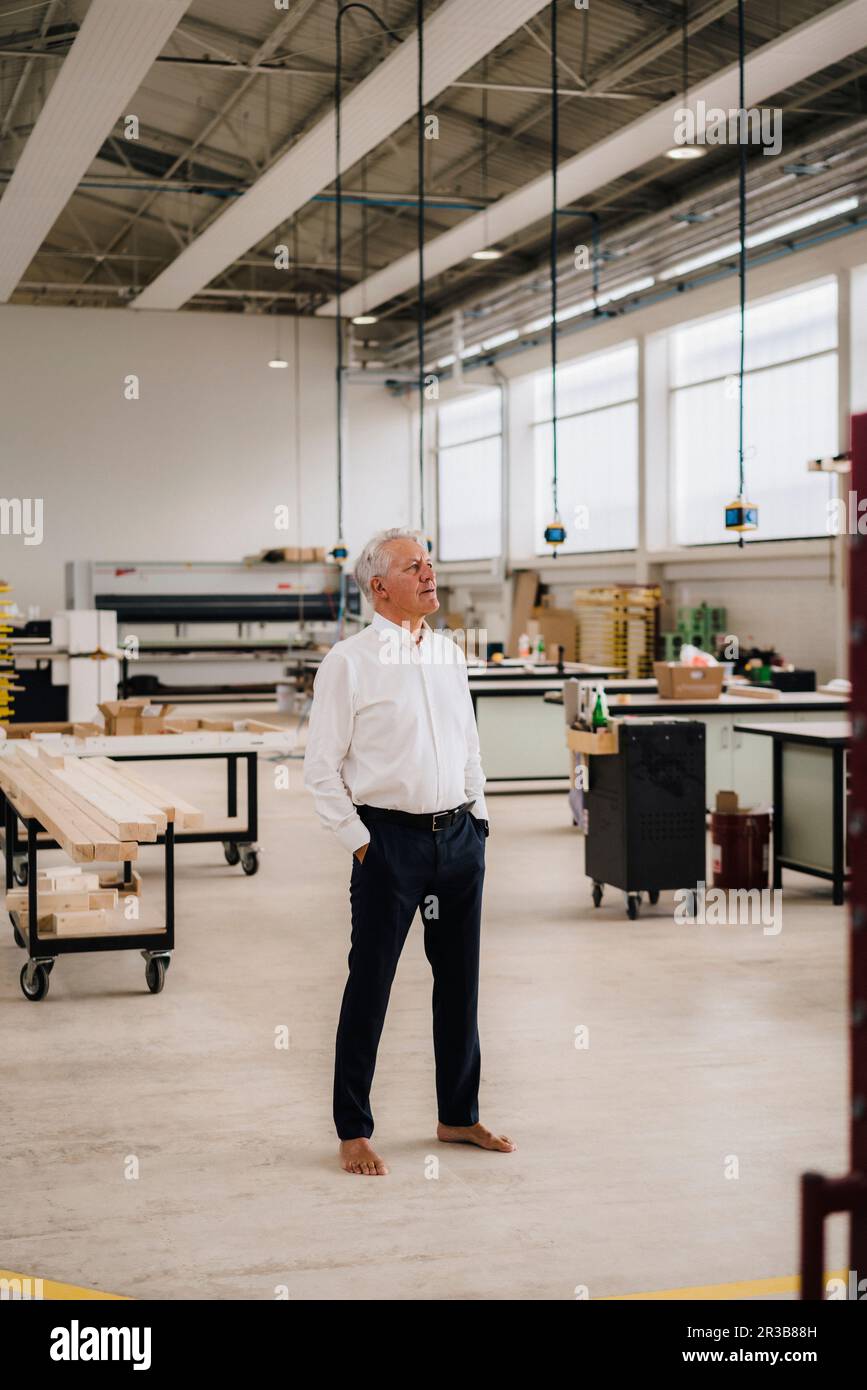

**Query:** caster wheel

left=13, top=861, right=28, bottom=887
left=648, top=890, right=660, bottom=905
left=223, top=841, right=240, bottom=866
left=626, top=894, right=640, bottom=921
left=241, top=849, right=260, bottom=876
left=20, top=964, right=49, bottom=1001
left=591, top=884, right=603, bottom=909
left=42, top=960, right=54, bottom=975
left=145, top=957, right=166, bottom=994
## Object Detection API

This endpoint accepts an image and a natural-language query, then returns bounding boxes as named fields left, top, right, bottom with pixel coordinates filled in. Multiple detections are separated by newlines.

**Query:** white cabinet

left=731, top=716, right=775, bottom=807
left=705, top=717, right=735, bottom=804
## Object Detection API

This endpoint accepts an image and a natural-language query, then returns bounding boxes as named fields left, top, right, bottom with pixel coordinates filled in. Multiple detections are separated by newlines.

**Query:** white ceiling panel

left=0, top=0, right=191, bottom=303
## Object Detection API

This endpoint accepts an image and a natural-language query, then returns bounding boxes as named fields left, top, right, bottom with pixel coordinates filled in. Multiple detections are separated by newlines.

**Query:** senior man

left=304, top=527, right=516, bottom=1176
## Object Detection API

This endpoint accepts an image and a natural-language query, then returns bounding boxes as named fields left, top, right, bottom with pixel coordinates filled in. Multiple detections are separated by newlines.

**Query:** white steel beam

left=0, top=0, right=191, bottom=303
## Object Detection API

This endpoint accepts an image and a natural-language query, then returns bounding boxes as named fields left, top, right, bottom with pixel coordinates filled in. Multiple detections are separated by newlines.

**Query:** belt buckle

left=432, top=810, right=450, bottom=832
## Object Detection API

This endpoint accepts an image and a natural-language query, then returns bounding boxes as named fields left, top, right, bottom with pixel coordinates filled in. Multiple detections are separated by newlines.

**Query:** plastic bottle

left=518, top=632, right=531, bottom=659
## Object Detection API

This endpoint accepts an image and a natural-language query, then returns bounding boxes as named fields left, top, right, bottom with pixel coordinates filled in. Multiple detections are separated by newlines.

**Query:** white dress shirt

left=303, top=611, right=488, bottom=854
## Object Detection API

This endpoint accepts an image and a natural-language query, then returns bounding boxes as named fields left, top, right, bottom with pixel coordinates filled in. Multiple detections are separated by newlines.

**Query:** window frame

left=531, top=341, right=640, bottom=556
left=668, top=279, right=839, bottom=548
left=435, top=386, right=504, bottom=563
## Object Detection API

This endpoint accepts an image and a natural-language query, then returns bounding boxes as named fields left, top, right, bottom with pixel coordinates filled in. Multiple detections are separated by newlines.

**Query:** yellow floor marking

left=0, top=1270, right=128, bottom=1300
left=603, top=1269, right=847, bottom=1300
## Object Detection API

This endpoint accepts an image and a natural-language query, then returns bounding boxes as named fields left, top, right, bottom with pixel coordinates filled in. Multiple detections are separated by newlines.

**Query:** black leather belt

left=359, top=800, right=475, bottom=832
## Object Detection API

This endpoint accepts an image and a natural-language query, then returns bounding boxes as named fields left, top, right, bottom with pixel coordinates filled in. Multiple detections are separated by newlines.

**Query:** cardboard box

left=98, top=698, right=176, bottom=735
left=653, top=662, right=724, bottom=700
left=531, top=605, right=578, bottom=661
left=567, top=721, right=620, bottom=756
left=507, top=570, right=540, bottom=657
left=716, top=790, right=740, bottom=814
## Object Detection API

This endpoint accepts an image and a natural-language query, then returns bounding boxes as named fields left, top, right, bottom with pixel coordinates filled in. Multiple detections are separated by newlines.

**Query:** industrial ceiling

left=1, top=0, right=865, bottom=369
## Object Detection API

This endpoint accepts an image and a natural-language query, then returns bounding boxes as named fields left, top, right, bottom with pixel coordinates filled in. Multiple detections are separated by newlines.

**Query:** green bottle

left=591, top=690, right=609, bottom=731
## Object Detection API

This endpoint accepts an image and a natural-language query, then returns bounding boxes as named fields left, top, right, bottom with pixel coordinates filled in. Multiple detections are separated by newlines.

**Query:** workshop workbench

left=550, top=690, right=850, bottom=801
left=465, top=661, right=626, bottom=790
left=734, top=721, right=852, bottom=905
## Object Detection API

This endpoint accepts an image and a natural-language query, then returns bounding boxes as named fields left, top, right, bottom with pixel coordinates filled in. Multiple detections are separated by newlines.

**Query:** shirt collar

left=371, top=611, right=431, bottom=646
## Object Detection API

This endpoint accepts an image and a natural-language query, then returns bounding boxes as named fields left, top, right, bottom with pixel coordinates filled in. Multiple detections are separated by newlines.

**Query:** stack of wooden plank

left=0, top=744, right=202, bottom=938
left=159, top=717, right=282, bottom=734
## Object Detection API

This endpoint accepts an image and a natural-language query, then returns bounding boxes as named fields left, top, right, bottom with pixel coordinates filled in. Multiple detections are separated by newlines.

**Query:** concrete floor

left=0, top=703, right=851, bottom=1300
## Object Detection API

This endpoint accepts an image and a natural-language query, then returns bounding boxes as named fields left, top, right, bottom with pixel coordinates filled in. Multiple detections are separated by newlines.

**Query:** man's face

left=375, top=539, right=439, bottom=616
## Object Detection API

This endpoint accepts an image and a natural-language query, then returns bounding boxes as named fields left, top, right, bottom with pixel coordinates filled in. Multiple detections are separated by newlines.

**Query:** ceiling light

left=352, top=314, right=378, bottom=325
left=460, top=343, right=482, bottom=358
left=745, top=196, right=858, bottom=247
left=268, top=358, right=289, bottom=369
left=660, top=196, right=859, bottom=280
left=481, top=328, right=519, bottom=350
left=521, top=314, right=553, bottom=334
left=472, top=248, right=504, bottom=260
left=436, top=353, right=456, bottom=367
left=665, top=146, right=707, bottom=160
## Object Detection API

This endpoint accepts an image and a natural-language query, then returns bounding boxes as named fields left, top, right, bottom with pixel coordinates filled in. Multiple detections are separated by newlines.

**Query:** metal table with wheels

left=1, top=771, right=179, bottom=1003
left=1, top=725, right=294, bottom=884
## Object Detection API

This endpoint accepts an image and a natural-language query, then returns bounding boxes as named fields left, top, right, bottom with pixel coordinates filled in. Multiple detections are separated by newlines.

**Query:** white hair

left=353, top=527, right=429, bottom=602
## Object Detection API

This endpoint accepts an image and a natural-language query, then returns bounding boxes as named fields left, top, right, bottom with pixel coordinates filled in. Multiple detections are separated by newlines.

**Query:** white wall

left=0, top=304, right=411, bottom=617
left=429, top=231, right=867, bottom=681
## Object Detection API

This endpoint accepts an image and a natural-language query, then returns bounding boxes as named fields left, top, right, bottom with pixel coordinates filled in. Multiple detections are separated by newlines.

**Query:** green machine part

left=676, top=603, right=727, bottom=651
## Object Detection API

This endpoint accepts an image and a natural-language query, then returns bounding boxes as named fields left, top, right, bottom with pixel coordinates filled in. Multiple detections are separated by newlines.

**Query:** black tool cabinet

left=585, top=720, right=706, bottom=919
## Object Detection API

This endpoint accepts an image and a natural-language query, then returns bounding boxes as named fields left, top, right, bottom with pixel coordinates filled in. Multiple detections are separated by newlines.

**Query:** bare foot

left=436, top=1121, right=516, bottom=1153
left=339, top=1137, right=389, bottom=1175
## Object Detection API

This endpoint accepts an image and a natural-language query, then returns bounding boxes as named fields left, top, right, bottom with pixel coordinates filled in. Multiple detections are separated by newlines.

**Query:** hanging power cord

left=416, top=0, right=428, bottom=543
left=550, top=0, right=558, bottom=522
left=544, top=0, right=566, bottom=557
left=737, top=0, right=747, bottom=520
left=334, top=4, right=400, bottom=559
left=724, top=0, right=759, bottom=545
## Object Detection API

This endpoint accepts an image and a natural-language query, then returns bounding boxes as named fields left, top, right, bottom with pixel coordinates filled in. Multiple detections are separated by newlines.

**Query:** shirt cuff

left=336, top=820, right=371, bottom=855
left=469, top=794, right=489, bottom=823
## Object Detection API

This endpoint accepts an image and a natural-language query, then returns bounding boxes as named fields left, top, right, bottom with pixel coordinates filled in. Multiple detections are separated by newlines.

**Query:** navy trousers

left=333, top=807, right=486, bottom=1140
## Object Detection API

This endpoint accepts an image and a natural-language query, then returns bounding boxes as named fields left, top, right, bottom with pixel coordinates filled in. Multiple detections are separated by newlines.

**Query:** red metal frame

left=800, top=411, right=867, bottom=1298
